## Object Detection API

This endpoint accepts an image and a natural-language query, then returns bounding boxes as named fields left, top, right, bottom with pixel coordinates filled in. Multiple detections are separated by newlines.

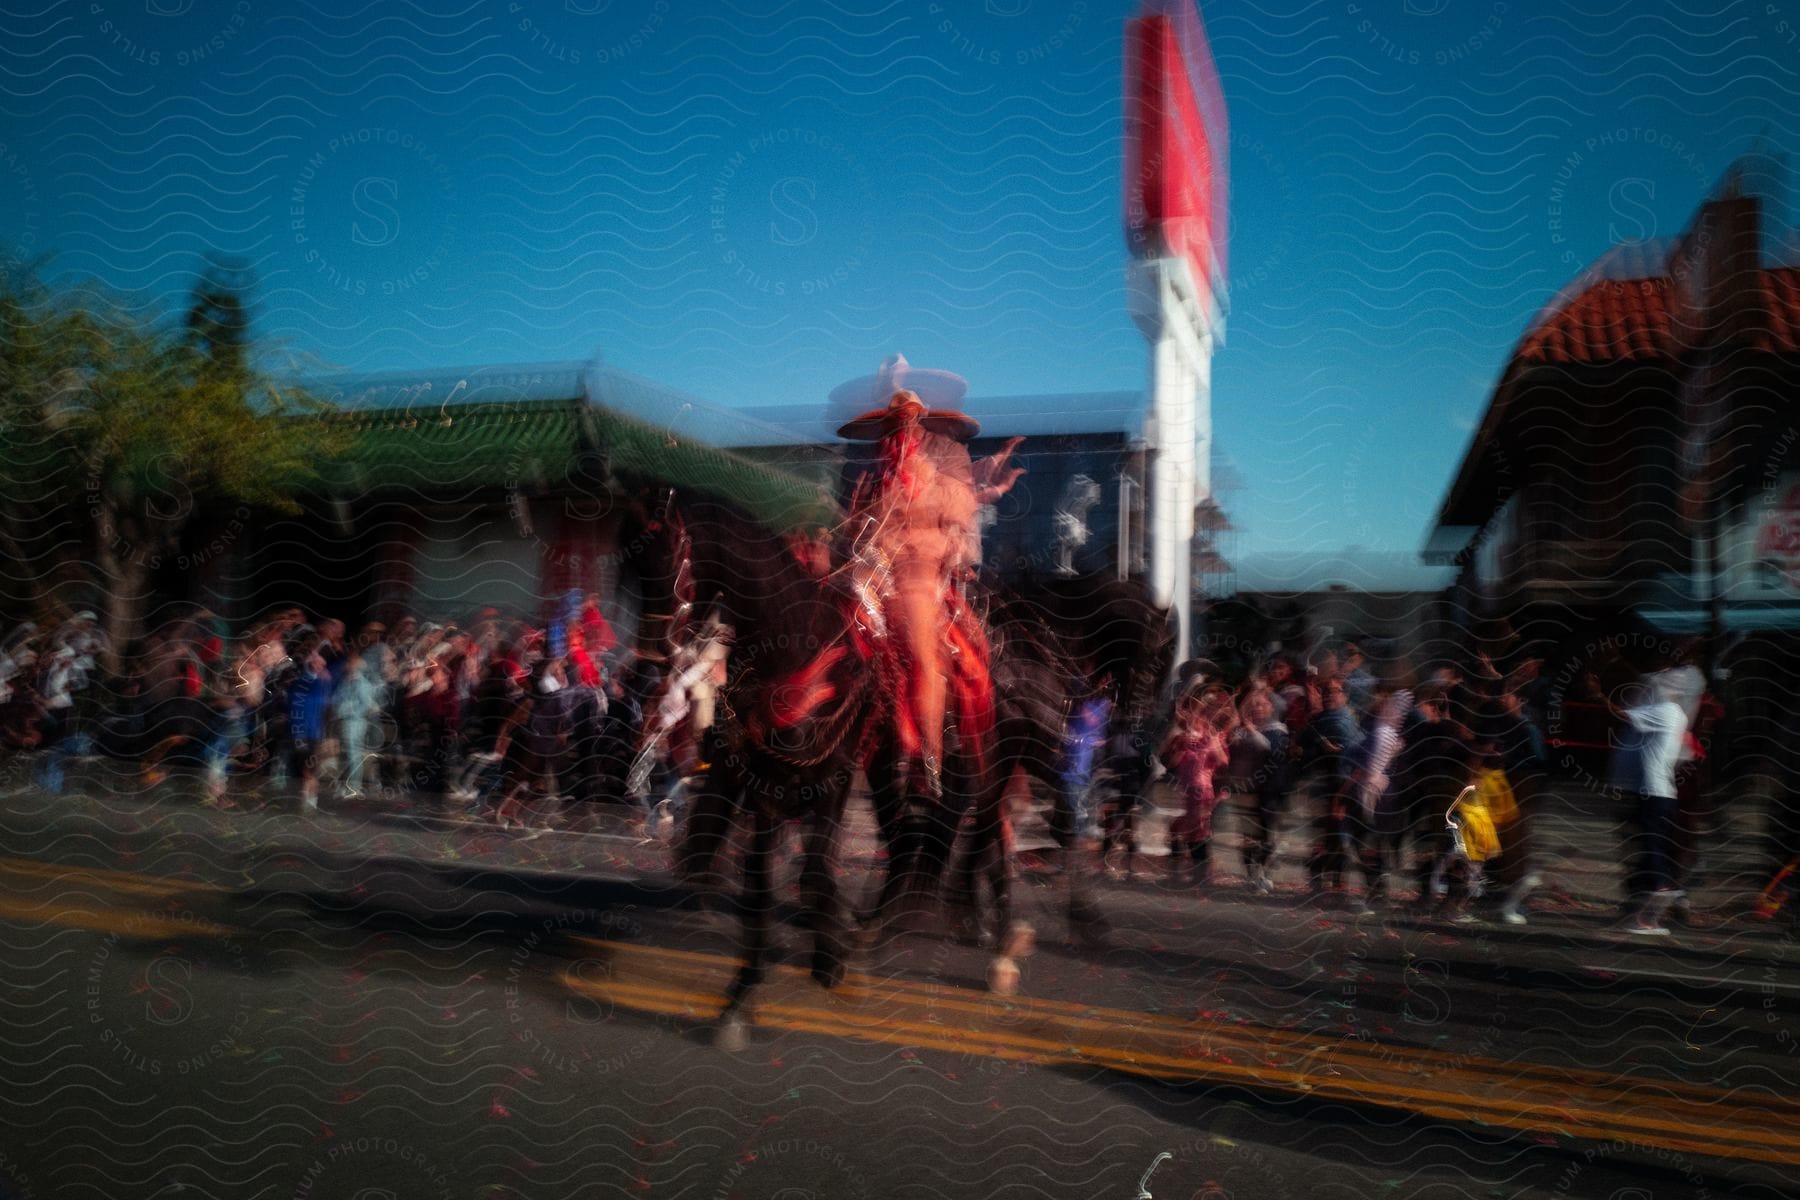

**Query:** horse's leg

left=880, top=802, right=931, bottom=932
left=1065, top=841, right=1108, bottom=945
left=914, top=727, right=971, bottom=934
left=716, top=805, right=779, bottom=1051
left=956, top=757, right=1014, bottom=951
left=859, top=736, right=908, bottom=937
left=800, top=774, right=850, bottom=988
left=946, top=725, right=1006, bottom=944
left=982, top=774, right=1020, bottom=963
left=1120, top=781, right=1141, bottom=881
left=867, top=731, right=950, bottom=938
left=675, top=768, right=734, bottom=890
left=1061, top=766, right=1108, bottom=947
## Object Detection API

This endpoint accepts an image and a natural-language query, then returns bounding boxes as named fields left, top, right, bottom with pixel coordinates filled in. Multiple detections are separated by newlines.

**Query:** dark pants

left=1243, top=789, right=1284, bottom=869
left=1405, top=782, right=1461, bottom=896
left=1352, top=804, right=1406, bottom=898
left=1307, top=777, right=1351, bottom=886
left=1628, top=790, right=1679, bottom=896
left=1489, top=772, right=1541, bottom=888
left=1671, top=764, right=1710, bottom=890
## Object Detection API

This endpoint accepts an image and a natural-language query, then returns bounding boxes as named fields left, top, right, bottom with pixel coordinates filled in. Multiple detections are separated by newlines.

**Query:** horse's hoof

left=715, top=1015, right=750, bottom=1053
left=952, top=915, right=989, bottom=949
left=811, top=951, right=846, bottom=990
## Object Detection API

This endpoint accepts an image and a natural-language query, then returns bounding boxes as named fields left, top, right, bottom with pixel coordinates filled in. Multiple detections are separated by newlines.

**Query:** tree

left=0, top=264, right=96, bottom=622
left=0, top=259, right=345, bottom=670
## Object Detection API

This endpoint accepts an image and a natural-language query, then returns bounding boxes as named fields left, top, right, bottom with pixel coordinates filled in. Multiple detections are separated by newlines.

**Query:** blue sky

left=4, top=0, right=1798, bottom=573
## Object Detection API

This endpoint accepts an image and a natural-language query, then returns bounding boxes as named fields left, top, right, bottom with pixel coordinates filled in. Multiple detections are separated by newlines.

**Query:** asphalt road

left=1, top=780, right=1797, bottom=1200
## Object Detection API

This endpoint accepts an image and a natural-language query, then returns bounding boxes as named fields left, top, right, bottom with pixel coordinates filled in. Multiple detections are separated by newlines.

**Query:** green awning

left=318, top=401, right=581, bottom=493
left=313, top=398, right=838, bottom=532
left=582, top=405, right=837, bottom=531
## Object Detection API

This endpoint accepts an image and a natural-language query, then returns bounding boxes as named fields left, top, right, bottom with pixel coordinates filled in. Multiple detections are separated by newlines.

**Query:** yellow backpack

left=1472, top=766, right=1519, bottom=827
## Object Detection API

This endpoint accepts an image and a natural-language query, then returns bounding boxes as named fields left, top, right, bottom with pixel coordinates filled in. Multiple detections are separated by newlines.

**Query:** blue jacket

left=1308, top=706, right=1363, bottom=783
left=287, top=670, right=331, bottom=743
left=1060, top=697, right=1112, bottom=794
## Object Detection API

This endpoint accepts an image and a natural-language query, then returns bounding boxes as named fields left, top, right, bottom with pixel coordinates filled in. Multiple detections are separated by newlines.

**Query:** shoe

left=1639, top=888, right=1685, bottom=925
left=1253, top=869, right=1275, bottom=896
left=1627, top=922, right=1670, bottom=936
left=1451, top=911, right=1481, bottom=925
left=299, top=795, right=319, bottom=813
left=1500, top=909, right=1527, bottom=926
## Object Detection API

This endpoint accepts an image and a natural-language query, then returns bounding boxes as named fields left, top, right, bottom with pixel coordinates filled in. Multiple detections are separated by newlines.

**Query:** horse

left=918, top=569, right=1175, bottom=949
left=624, top=492, right=881, bottom=1047
left=626, top=491, right=1170, bottom=1046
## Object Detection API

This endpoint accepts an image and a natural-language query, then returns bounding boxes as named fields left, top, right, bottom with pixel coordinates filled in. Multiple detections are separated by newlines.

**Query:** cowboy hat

left=836, top=388, right=980, bottom=442
left=829, top=354, right=978, bottom=441
left=828, top=352, right=966, bottom=412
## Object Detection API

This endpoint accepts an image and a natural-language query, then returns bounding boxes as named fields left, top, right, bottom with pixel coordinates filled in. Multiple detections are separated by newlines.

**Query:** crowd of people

left=1076, top=639, right=1725, bottom=933
left=1092, top=645, right=1551, bottom=922
left=0, top=593, right=728, bottom=837
left=0, top=601, right=1748, bottom=932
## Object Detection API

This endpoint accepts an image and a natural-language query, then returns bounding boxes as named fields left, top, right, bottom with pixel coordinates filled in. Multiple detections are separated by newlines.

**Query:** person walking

left=1229, top=691, right=1291, bottom=894
left=1490, top=687, right=1548, bottom=923
left=1303, top=676, right=1363, bottom=891
left=333, top=649, right=383, bottom=800
left=1057, top=679, right=1114, bottom=856
left=1162, top=685, right=1231, bottom=886
left=496, top=657, right=571, bottom=836
left=1394, top=682, right=1474, bottom=905
left=286, top=651, right=332, bottom=812
left=1607, top=676, right=1690, bottom=934
left=1345, top=684, right=1412, bottom=913
left=409, top=651, right=461, bottom=799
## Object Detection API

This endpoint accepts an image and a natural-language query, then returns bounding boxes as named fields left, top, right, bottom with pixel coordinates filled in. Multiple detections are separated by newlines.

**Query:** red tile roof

left=1516, top=266, right=1800, bottom=365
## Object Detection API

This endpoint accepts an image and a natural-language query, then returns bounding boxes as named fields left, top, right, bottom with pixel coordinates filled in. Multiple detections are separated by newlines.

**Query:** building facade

left=1426, top=159, right=1800, bottom=789
left=213, top=360, right=833, bottom=643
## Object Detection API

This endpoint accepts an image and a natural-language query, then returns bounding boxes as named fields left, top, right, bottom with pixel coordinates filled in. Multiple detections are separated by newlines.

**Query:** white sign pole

left=1129, top=254, right=1219, bottom=669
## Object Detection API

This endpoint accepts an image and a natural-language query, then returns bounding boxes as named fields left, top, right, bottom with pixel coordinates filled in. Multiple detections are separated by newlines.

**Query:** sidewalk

left=0, top=757, right=1791, bottom=941
left=1187, top=779, right=1783, bottom=922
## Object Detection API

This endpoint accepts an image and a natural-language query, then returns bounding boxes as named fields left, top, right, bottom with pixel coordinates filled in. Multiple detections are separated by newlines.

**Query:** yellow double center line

left=3, top=854, right=1792, bottom=1167
left=0, top=855, right=230, bottom=938
left=567, top=937, right=1800, bottom=1167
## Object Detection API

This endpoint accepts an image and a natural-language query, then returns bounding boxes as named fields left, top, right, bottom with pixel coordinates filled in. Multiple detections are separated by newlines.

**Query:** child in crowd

left=1346, top=683, right=1412, bottom=912
left=1162, top=684, right=1232, bottom=886
left=1427, top=747, right=1516, bottom=922
left=333, top=650, right=384, bottom=800
left=1228, top=690, right=1291, bottom=894
left=286, top=651, right=331, bottom=812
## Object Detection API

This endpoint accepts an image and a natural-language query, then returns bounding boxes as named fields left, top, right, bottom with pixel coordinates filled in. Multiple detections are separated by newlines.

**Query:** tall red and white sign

left=1124, top=0, right=1228, bottom=314
left=1124, top=0, right=1228, bottom=665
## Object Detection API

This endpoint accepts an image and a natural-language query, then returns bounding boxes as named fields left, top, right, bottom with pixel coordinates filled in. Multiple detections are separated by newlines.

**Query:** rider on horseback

left=820, top=387, right=1023, bottom=802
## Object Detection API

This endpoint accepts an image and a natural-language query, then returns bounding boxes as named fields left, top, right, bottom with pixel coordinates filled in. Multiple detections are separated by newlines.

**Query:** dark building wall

left=827, top=431, right=1144, bottom=580
left=983, top=433, right=1140, bottom=579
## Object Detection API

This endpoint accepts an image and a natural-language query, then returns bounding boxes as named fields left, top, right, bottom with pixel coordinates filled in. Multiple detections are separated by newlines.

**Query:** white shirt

left=1609, top=697, right=1687, bottom=799
left=1649, top=666, right=1706, bottom=763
